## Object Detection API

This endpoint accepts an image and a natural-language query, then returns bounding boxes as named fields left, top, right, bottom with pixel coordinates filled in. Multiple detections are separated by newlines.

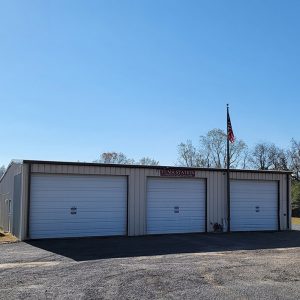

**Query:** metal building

left=0, top=160, right=292, bottom=241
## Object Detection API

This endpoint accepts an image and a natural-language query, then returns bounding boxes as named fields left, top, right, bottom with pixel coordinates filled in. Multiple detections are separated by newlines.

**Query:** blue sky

left=1, top=1, right=300, bottom=167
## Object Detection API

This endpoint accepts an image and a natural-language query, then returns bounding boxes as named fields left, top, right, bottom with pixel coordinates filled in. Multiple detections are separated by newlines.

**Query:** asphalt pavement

left=1, top=231, right=300, bottom=299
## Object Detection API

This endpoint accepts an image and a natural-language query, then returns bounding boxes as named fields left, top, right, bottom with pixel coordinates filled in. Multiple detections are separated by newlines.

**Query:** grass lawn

left=292, top=217, right=300, bottom=225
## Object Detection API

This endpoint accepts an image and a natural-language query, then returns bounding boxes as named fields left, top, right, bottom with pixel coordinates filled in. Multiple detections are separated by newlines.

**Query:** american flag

left=227, top=111, right=235, bottom=143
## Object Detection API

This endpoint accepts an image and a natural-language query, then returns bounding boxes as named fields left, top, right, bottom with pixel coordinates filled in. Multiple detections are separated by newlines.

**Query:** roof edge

left=22, top=159, right=293, bottom=175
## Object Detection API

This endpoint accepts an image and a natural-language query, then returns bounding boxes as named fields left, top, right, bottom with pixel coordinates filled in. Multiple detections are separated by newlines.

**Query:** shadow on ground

left=26, top=231, right=300, bottom=262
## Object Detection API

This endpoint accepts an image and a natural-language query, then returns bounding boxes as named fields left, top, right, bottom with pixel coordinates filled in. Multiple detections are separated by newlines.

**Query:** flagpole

left=227, top=104, right=231, bottom=232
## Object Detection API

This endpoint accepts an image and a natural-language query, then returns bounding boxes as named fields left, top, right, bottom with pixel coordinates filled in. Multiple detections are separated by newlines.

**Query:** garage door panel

left=30, top=229, right=124, bottom=239
left=31, top=211, right=126, bottom=220
left=30, top=175, right=127, bottom=239
left=231, top=180, right=278, bottom=231
left=30, top=221, right=124, bottom=230
left=31, top=202, right=126, bottom=210
left=147, top=178, right=206, bottom=234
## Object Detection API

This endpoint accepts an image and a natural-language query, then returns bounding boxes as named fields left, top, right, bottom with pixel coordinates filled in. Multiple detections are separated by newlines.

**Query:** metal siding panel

left=219, top=172, right=224, bottom=224
left=203, top=171, right=209, bottom=230
left=56, top=165, right=62, bottom=174
left=209, top=173, right=214, bottom=230
left=280, top=175, right=286, bottom=230
left=126, top=169, right=133, bottom=236
left=82, top=166, right=89, bottom=175
left=60, top=165, right=67, bottom=174
left=77, top=165, right=84, bottom=174
left=49, top=164, right=56, bottom=174
left=0, top=163, right=23, bottom=236
left=43, top=164, right=49, bottom=173
left=31, top=164, right=38, bottom=173
left=12, top=174, right=22, bottom=237
left=221, top=172, right=226, bottom=226
left=139, top=168, right=146, bottom=235
left=43, top=164, right=50, bottom=173
left=93, top=166, right=99, bottom=175
left=38, top=164, right=45, bottom=173
left=65, top=165, right=72, bottom=174
left=74, top=165, right=80, bottom=174
left=134, top=169, right=140, bottom=235
left=118, top=167, right=125, bottom=176
left=87, top=166, right=93, bottom=175
left=20, top=164, right=28, bottom=240
left=29, top=174, right=127, bottom=239
left=32, top=164, right=37, bottom=173
left=214, top=172, right=220, bottom=223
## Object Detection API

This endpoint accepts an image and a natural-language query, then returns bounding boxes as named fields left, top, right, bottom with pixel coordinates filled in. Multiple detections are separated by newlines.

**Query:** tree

left=199, top=129, right=248, bottom=168
left=138, top=157, right=159, bottom=166
left=292, top=181, right=300, bottom=210
left=94, top=152, right=135, bottom=164
left=0, top=165, right=5, bottom=177
left=250, top=143, right=288, bottom=170
left=288, top=139, right=300, bottom=180
left=199, top=129, right=226, bottom=168
left=177, top=140, right=207, bottom=167
left=94, top=152, right=159, bottom=166
left=250, top=143, right=273, bottom=170
left=268, top=145, right=289, bottom=170
left=177, top=129, right=248, bottom=169
left=240, top=148, right=250, bottom=169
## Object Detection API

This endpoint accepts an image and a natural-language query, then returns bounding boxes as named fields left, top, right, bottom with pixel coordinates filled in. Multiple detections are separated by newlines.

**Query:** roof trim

left=22, top=159, right=293, bottom=175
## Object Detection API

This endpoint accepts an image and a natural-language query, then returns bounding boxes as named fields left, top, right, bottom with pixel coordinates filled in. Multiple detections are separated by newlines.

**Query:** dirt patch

left=292, top=217, right=300, bottom=225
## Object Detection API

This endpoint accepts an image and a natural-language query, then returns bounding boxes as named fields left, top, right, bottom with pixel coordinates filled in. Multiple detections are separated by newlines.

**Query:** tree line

left=177, top=128, right=299, bottom=174
left=177, top=128, right=300, bottom=213
left=93, top=152, right=159, bottom=166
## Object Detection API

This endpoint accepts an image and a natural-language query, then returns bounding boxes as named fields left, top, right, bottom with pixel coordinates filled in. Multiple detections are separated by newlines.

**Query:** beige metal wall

left=21, top=162, right=291, bottom=240
left=0, top=163, right=23, bottom=233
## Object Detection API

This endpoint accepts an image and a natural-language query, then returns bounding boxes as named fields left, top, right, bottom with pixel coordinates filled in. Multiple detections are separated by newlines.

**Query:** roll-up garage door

left=231, top=180, right=278, bottom=231
left=147, top=178, right=206, bottom=234
left=30, top=175, right=127, bottom=239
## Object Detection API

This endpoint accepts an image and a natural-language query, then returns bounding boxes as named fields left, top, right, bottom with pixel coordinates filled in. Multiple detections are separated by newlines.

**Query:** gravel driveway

left=293, top=224, right=300, bottom=231
left=1, top=231, right=300, bottom=300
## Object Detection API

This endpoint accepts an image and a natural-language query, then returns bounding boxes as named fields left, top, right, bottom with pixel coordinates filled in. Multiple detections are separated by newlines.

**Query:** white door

left=30, top=175, right=127, bottom=239
left=147, top=178, right=206, bottom=234
left=231, top=180, right=278, bottom=231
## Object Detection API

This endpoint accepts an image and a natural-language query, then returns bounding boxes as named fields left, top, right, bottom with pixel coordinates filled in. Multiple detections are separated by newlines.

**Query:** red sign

left=160, top=169, right=195, bottom=177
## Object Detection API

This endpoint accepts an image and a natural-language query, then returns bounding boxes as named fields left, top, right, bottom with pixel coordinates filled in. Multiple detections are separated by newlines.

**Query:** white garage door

left=231, top=180, right=278, bottom=231
left=147, top=178, right=206, bottom=234
left=30, top=175, right=127, bottom=239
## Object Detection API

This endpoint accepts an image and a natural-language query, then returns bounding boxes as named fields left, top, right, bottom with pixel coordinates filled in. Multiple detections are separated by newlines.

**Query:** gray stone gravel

left=1, top=231, right=300, bottom=300
left=293, top=224, right=300, bottom=231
